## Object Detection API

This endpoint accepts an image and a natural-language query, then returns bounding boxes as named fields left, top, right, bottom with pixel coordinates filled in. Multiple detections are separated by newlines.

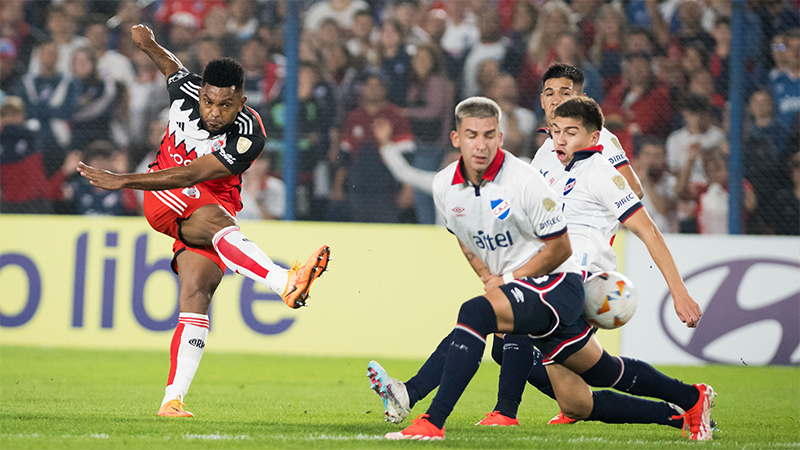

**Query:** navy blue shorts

left=498, top=272, right=595, bottom=365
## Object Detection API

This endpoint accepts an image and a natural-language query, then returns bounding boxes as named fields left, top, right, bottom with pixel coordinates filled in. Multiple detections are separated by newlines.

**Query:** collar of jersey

left=452, top=148, right=506, bottom=185
left=565, top=145, right=603, bottom=171
left=537, top=127, right=551, bottom=138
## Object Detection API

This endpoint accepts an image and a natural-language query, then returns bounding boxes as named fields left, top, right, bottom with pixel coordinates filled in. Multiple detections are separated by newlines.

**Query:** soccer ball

left=583, top=271, right=638, bottom=329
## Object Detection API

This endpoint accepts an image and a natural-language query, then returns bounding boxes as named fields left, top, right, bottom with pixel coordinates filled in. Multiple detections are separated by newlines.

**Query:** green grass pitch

left=1, top=346, right=798, bottom=449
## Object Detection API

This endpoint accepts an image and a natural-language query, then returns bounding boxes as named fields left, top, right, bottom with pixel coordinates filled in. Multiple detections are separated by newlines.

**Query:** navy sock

left=405, top=331, right=453, bottom=408
left=490, top=334, right=504, bottom=365
left=588, top=390, right=686, bottom=428
left=493, top=335, right=534, bottom=418
left=426, top=297, right=497, bottom=429
left=526, top=347, right=556, bottom=401
left=615, top=357, right=700, bottom=411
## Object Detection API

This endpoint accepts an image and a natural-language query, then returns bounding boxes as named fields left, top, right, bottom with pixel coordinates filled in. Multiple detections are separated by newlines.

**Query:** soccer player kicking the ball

left=373, top=97, right=714, bottom=441
left=78, top=25, right=330, bottom=417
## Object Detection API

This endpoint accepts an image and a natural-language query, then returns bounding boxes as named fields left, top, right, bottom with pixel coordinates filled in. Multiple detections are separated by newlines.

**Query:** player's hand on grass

left=77, top=161, right=126, bottom=191
left=672, top=291, right=703, bottom=328
left=131, top=24, right=156, bottom=51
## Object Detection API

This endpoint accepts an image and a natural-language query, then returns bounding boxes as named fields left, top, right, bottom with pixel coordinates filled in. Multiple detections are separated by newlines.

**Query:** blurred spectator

left=70, top=47, right=117, bottom=152
left=633, top=136, right=678, bottom=233
left=519, top=0, right=576, bottom=106
left=227, top=0, right=259, bottom=41
left=404, top=43, right=453, bottom=224
left=128, top=50, right=169, bottom=153
left=106, top=0, right=142, bottom=56
left=0, top=39, right=23, bottom=96
left=505, top=1, right=537, bottom=56
left=682, top=45, right=709, bottom=80
left=154, top=0, right=225, bottom=32
left=628, top=26, right=659, bottom=56
left=264, top=62, right=335, bottom=221
left=422, top=7, right=447, bottom=47
left=240, top=38, right=269, bottom=113
left=166, top=12, right=199, bottom=64
left=330, top=73, right=413, bottom=223
left=377, top=19, right=412, bottom=107
left=761, top=152, right=800, bottom=235
left=687, top=70, right=724, bottom=124
left=462, top=4, right=515, bottom=98
left=667, top=95, right=726, bottom=185
left=589, top=3, right=628, bottom=95
left=710, top=16, right=731, bottom=101
left=571, top=0, right=604, bottom=54
left=304, top=0, right=369, bottom=32
left=752, top=0, right=800, bottom=44
left=63, top=0, right=89, bottom=35
left=84, top=16, right=135, bottom=88
left=28, top=4, right=89, bottom=76
left=321, top=43, right=362, bottom=127
left=346, top=9, right=376, bottom=62
left=14, top=41, right=81, bottom=172
left=691, top=149, right=757, bottom=234
left=67, top=140, right=136, bottom=216
left=671, top=0, right=717, bottom=54
left=603, top=52, right=673, bottom=151
left=439, top=0, right=479, bottom=61
left=476, top=59, right=501, bottom=97
left=1, top=0, right=45, bottom=70
left=0, top=96, right=79, bottom=214
left=769, top=29, right=800, bottom=132
left=189, top=36, right=223, bottom=74
left=238, top=153, right=286, bottom=221
left=202, top=7, right=240, bottom=58
left=746, top=88, right=790, bottom=160
left=488, top=73, right=535, bottom=159
left=554, top=32, right=604, bottom=104
left=319, top=18, right=345, bottom=57
left=391, top=0, right=430, bottom=46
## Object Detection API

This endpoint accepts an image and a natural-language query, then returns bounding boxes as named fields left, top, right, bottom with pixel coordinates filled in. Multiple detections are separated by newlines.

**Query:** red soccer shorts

left=143, top=184, right=236, bottom=275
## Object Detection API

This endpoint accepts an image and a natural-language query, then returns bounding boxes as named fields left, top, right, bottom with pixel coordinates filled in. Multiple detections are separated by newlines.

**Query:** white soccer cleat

left=367, top=360, right=410, bottom=423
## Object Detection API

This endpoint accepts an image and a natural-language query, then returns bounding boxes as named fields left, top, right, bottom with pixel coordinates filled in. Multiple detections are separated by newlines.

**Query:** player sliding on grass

left=77, top=24, right=330, bottom=417
left=369, top=97, right=714, bottom=441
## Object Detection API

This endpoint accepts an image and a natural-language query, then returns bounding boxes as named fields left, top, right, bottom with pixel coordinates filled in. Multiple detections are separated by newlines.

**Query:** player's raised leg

left=158, top=250, right=223, bottom=417
left=180, top=204, right=331, bottom=308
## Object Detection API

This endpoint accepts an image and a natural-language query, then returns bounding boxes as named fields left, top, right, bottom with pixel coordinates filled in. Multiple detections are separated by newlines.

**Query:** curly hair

left=202, top=57, right=244, bottom=91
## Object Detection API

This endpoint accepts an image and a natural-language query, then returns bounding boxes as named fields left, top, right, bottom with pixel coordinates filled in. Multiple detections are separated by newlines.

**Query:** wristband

left=502, top=272, right=515, bottom=284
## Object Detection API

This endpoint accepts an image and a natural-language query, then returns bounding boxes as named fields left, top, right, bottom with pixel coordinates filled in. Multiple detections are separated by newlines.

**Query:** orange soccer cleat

left=385, top=414, right=445, bottom=440
left=157, top=396, right=193, bottom=417
left=548, top=411, right=577, bottom=424
left=476, top=411, right=520, bottom=426
left=281, top=244, right=331, bottom=309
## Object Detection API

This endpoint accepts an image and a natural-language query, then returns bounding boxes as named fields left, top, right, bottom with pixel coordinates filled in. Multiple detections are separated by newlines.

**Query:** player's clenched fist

left=131, top=24, right=155, bottom=50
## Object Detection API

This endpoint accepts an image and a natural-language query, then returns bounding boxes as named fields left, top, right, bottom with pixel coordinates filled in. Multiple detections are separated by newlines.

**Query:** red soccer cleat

left=548, top=411, right=577, bottom=424
left=476, top=411, right=519, bottom=426
left=385, top=414, right=445, bottom=440
left=682, top=383, right=716, bottom=440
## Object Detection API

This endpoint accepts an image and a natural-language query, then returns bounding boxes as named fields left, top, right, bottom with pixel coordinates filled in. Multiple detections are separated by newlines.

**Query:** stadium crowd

left=0, top=0, right=797, bottom=234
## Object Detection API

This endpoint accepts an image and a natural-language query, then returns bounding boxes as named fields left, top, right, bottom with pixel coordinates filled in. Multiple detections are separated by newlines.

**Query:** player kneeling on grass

left=78, top=24, right=330, bottom=418
left=368, top=97, right=715, bottom=441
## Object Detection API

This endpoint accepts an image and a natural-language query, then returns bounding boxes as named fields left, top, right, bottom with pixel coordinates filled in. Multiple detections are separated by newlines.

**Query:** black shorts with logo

left=498, top=272, right=595, bottom=365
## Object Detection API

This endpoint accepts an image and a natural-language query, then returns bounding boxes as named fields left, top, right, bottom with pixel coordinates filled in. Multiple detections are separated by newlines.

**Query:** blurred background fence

left=0, top=0, right=797, bottom=234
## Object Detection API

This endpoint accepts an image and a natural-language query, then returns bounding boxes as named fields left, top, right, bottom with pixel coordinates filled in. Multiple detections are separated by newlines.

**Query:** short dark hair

left=84, top=140, right=115, bottom=161
left=542, top=63, right=585, bottom=89
left=554, top=97, right=604, bottom=132
left=681, top=94, right=710, bottom=113
left=202, top=58, right=244, bottom=91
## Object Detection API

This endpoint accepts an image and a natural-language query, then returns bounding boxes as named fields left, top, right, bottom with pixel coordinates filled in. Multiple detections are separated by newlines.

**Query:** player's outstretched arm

left=131, top=24, right=184, bottom=81
left=617, top=164, right=644, bottom=200
left=77, top=153, right=231, bottom=191
left=623, top=208, right=703, bottom=328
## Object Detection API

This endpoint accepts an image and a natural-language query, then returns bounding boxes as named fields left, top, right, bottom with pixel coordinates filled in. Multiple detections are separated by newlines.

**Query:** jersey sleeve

left=212, top=134, right=266, bottom=175
left=165, top=68, right=202, bottom=102
left=524, top=175, right=567, bottom=240
left=600, top=130, right=630, bottom=168
left=590, top=167, right=643, bottom=223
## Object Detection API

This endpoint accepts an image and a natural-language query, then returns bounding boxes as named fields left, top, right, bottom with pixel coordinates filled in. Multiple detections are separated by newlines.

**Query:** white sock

left=162, top=313, right=209, bottom=406
left=212, top=226, right=288, bottom=294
